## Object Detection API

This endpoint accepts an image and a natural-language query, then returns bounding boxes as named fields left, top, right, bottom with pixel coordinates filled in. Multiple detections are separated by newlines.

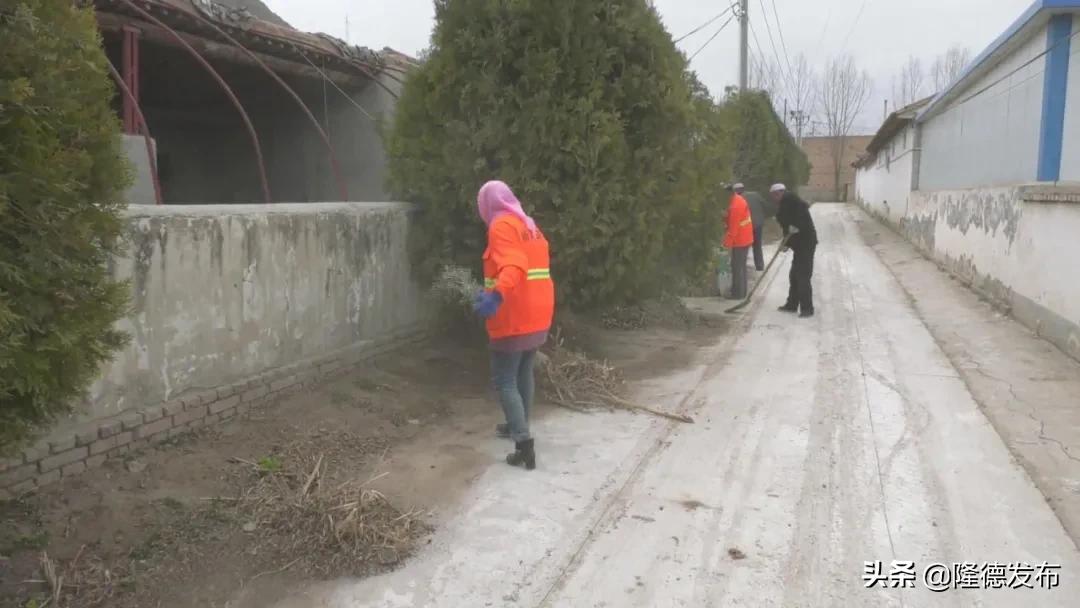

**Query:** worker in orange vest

left=723, top=183, right=755, bottom=299
left=473, top=180, right=555, bottom=471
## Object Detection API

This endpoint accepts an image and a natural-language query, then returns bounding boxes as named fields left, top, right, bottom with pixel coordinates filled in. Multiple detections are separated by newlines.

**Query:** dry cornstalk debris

left=540, top=330, right=693, bottom=424
left=227, top=430, right=431, bottom=578
left=19, top=430, right=425, bottom=608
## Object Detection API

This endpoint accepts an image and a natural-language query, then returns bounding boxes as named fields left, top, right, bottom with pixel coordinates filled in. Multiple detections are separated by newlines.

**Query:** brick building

left=799, top=135, right=873, bottom=202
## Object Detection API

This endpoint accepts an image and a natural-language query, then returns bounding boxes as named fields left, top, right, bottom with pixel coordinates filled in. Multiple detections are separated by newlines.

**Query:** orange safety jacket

left=482, top=215, right=555, bottom=340
left=723, top=193, right=754, bottom=248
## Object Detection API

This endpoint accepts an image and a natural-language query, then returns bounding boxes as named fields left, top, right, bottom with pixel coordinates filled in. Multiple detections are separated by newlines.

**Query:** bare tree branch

left=788, top=53, right=817, bottom=118
left=931, top=46, right=971, bottom=91
left=749, top=50, right=782, bottom=101
left=819, top=53, right=872, bottom=198
left=891, top=55, right=925, bottom=107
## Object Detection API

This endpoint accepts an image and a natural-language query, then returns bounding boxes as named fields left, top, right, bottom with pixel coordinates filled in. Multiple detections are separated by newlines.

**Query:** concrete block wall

left=1, top=202, right=430, bottom=497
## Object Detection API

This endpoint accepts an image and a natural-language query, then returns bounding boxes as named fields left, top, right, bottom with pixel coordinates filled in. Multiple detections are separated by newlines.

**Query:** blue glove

left=473, top=290, right=503, bottom=319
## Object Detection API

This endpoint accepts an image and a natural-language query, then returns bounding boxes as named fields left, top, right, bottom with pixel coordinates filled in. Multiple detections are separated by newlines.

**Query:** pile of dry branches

left=225, top=431, right=430, bottom=580
left=540, top=331, right=692, bottom=424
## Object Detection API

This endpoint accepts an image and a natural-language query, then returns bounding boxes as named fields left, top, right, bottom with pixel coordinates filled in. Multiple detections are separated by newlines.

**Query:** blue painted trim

left=917, top=0, right=1080, bottom=122
left=1037, top=14, right=1073, bottom=181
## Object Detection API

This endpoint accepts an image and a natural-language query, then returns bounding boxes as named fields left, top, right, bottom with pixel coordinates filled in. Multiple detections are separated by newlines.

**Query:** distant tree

left=892, top=55, right=926, bottom=107
left=1, top=0, right=132, bottom=447
left=749, top=50, right=782, bottom=101
left=786, top=52, right=817, bottom=141
left=931, top=46, right=971, bottom=91
left=819, top=54, right=872, bottom=199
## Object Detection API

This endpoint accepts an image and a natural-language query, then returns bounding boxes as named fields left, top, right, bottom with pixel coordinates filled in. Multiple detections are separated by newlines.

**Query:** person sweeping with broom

left=472, top=180, right=555, bottom=471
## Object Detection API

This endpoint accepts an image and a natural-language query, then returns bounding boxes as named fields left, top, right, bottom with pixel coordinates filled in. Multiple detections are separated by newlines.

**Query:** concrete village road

left=269, top=204, right=1080, bottom=608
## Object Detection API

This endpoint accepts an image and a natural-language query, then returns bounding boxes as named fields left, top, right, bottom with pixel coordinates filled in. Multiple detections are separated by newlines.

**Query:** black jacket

left=743, top=191, right=767, bottom=229
left=776, top=191, right=818, bottom=249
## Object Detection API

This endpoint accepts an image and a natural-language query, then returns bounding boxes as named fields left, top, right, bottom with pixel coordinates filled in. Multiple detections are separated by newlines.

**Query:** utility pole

left=738, top=0, right=749, bottom=90
left=789, top=109, right=809, bottom=145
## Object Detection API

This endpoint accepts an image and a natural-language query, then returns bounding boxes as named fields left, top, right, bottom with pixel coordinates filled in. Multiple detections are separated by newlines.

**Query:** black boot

left=506, top=439, right=536, bottom=470
left=778, top=304, right=798, bottom=313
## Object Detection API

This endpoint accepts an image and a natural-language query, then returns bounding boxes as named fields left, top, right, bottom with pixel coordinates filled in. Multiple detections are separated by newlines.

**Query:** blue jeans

left=490, top=349, right=536, bottom=442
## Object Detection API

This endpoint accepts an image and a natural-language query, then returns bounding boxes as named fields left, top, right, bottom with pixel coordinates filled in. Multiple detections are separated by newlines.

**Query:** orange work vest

left=482, top=215, right=555, bottom=340
left=723, top=193, right=754, bottom=248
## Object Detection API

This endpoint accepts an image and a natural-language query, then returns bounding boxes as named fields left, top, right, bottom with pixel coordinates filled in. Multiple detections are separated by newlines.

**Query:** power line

left=755, top=0, right=792, bottom=87
left=748, top=20, right=778, bottom=92
left=675, top=3, right=736, bottom=44
left=815, top=7, right=832, bottom=51
left=766, top=0, right=795, bottom=82
left=935, top=30, right=1080, bottom=118
left=688, top=12, right=738, bottom=61
left=840, top=0, right=867, bottom=53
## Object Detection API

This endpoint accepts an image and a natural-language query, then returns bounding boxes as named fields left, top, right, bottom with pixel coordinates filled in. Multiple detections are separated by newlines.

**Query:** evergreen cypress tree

left=0, top=0, right=132, bottom=447
left=387, top=0, right=701, bottom=308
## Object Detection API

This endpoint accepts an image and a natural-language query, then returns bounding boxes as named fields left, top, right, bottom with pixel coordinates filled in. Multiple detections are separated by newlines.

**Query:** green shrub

left=0, top=0, right=132, bottom=447
left=386, top=0, right=702, bottom=309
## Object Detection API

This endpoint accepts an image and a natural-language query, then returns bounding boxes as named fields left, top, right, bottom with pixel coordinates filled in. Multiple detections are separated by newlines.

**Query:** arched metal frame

left=118, top=0, right=272, bottom=203
left=185, top=8, right=349, bottom=201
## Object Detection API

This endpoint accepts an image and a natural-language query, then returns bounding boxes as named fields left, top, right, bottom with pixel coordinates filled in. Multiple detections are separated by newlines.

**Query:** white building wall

left=1058, top=15, right=1080, bottom=182
left=855, top=125, right=915, bottom=225
left=919, top=25, right=1047, bottom=190
left=901, top=186, right=1080, bottom=360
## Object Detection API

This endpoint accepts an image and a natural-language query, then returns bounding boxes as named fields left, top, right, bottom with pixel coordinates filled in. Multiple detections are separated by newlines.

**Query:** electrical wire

left=758, top=0, right=793, bottom=85
left=674, top=3, right=737, bottom=44
left=955, top=28, right=1080, bottom=108
left=840, top=0, right=867, bottom=53
left=282, top=38, right=375, bottom=121
left=748, top=20, right=778, bottom=91
left=769, top=0, right=795, bottom=79
left=932, top=36, right=1080, bottom=119
left=688, top=12, right=738, bottom=62
left=816, top=7, right=832, bottom=52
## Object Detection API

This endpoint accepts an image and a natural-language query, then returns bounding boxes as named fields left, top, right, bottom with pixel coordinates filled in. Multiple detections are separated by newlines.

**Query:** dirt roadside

left=0, top=312, right=727, bottom=608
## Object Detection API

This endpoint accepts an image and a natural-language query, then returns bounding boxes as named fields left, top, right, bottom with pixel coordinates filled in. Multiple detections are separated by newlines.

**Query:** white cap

left=769, top=183, right=787, bottom=193
left=732, top=182, right=745, bottom=190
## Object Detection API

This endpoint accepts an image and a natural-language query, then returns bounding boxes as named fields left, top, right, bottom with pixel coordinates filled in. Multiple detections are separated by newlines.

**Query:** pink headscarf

left=477, top=180, right=538, bottom=235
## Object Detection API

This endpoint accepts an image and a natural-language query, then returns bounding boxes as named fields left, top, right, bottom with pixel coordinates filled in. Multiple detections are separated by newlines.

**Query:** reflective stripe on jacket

left=723, top=193, right=754, bottom=248
left=482, top=215, right=555, bottom=340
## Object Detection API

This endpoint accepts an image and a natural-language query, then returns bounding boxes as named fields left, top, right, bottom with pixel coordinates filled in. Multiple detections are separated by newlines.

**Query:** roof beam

left=96, top=11, right=368, bottom=88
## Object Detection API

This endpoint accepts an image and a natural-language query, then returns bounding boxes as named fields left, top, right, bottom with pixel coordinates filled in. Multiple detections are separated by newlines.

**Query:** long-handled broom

left=724, top=234, right=792, bottom=314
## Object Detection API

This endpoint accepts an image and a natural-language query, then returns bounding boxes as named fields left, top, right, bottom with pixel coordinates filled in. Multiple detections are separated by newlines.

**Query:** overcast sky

left=264, top=0, right=1035, bottom=134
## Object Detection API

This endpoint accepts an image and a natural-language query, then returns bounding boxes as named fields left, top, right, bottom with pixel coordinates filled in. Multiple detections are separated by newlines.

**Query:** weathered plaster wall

left=899, top=185, right=1080, bottom=360
left=86, top=202, right=427, bottom=422
left=919, top=24, right=1047, bottom=190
